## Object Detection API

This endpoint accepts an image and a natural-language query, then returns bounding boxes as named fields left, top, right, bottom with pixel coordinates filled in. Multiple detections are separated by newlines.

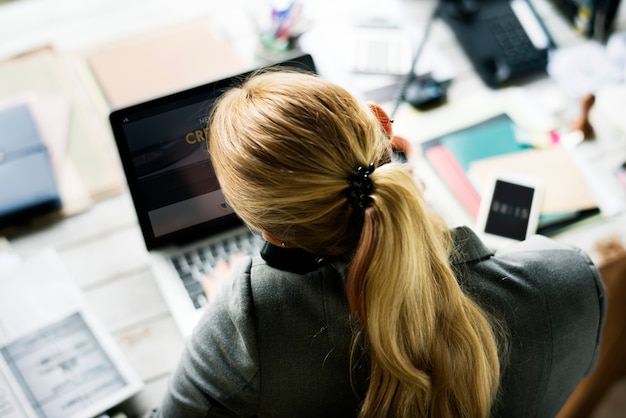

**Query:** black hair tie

left=346, top=163, right=375, bottom=209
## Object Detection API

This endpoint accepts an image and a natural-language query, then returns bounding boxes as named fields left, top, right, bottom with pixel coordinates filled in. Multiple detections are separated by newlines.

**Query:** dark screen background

left=484, top=180, right=535, bottom=241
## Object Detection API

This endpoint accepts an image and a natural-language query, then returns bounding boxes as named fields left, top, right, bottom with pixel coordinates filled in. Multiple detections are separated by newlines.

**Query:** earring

left=281, top=242, right=287, bottom=248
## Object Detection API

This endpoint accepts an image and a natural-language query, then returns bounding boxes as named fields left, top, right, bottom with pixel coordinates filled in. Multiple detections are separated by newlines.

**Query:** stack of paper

left=0, top=248, right=143, bottom=418
left=422, top=113, right=599, bottom=233
left=421, top=114, right=531, bottom=219
left=0, top=48, right=125, bottom=233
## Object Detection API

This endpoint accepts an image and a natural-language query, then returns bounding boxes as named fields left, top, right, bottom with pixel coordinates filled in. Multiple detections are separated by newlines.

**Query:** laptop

left=109, top=53, right=317, bottom=337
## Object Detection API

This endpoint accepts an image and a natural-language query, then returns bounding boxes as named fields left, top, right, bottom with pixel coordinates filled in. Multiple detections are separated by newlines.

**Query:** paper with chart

left=0, top=249, right=142, bottom=418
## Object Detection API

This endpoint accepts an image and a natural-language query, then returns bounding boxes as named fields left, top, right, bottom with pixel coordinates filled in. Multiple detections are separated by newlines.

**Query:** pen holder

left=258, top=31, right=302, bottom=54
left=252, top=0, right=308, bottom=60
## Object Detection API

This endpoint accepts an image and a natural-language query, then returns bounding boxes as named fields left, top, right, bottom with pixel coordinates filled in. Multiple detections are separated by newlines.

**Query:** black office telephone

left=438, top=0, right=556, bottom=87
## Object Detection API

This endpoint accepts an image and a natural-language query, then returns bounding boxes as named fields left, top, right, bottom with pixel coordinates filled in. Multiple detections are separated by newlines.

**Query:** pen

left=276, top=2, right=302, bottom=40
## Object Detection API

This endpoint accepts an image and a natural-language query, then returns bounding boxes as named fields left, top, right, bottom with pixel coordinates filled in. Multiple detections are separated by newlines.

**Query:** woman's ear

left=368, top=102, right=414, bottom=161
left=262, top=232, right=284, bottom=247
left=367, top=103, right=394, bottom=138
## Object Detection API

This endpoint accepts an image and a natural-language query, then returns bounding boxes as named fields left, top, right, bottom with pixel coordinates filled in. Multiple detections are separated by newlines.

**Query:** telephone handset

left=438, top=0, right=555, bottom=87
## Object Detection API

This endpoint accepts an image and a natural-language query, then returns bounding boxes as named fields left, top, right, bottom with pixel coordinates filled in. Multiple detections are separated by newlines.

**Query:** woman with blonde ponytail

left=153, top=70, right=605, bottom=418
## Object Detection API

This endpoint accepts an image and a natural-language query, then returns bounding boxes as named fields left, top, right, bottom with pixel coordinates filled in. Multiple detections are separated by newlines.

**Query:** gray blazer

left=155, top=226, right=606, bottom=417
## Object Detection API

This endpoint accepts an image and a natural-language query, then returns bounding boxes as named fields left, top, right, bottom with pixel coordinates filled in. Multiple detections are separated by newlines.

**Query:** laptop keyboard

left=169, top=230, right=265, bottom=309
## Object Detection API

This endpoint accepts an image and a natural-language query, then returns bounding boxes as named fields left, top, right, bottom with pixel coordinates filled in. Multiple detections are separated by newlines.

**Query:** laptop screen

left=109, top=54, right=317, bottom=249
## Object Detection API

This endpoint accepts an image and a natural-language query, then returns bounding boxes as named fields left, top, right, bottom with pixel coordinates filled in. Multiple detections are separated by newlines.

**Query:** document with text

left=0, top=249, right=143, bottom=418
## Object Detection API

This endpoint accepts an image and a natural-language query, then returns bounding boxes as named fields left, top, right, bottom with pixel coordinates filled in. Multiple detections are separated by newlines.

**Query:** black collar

left=259, top=228, right=491, bottom=274
left=260, top=241, right=326, bottom=274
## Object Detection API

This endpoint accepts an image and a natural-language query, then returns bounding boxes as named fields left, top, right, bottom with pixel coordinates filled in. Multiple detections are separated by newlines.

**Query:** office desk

left=1, top=0, right=626, bottom=416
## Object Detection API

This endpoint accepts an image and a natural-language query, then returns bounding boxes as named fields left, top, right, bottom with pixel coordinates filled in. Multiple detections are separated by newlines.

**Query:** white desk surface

left=2, top=0, right=626, bottom=416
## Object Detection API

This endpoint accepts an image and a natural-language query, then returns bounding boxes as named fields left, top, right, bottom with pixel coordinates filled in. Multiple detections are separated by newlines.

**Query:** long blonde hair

left=209, top=70, right=501, bottom=417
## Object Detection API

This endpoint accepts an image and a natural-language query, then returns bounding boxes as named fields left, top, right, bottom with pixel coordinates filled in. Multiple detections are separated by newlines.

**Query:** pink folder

left=425, top=145, right=480, bottom=220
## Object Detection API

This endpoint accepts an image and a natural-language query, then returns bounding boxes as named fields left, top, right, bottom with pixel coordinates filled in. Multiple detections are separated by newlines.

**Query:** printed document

left=0, top=249, right=142, bottom=418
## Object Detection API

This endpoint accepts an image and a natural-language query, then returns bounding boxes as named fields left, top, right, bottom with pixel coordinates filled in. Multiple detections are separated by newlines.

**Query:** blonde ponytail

left=349, top=165, right=500, bottom=417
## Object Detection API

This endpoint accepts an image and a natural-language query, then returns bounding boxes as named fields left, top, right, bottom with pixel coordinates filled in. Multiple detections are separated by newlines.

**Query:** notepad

left=87, top=21, right=243, bottom=109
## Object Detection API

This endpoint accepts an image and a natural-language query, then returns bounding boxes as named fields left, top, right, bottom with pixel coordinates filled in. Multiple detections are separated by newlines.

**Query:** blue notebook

left=0, top=104, right=61, bottom=229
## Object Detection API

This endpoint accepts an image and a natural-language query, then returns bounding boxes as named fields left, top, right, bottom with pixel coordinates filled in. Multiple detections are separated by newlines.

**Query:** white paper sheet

left=0, top=249, right=143, bottom=418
